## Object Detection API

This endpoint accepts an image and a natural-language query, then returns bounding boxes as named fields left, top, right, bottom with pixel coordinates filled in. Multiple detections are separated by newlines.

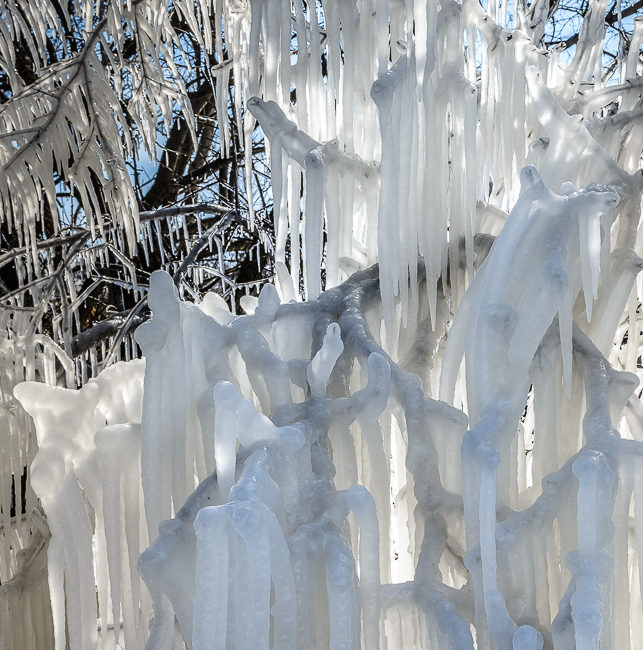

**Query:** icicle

left=192, top=506, right=230, bottom=650
left=213, top=382, right=240, bottom=500
left=303, top=147, right=325, bottom=300
left=7, top=3, right=643, bottom=650
left=307, top=323, right=344, bottom=398
left=568, top=451, right=614, bottom=649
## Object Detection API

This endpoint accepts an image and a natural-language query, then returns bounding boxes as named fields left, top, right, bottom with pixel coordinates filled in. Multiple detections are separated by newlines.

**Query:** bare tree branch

left=71, top=310, right=147, bottom=358
left=172, top=209, right=239, bottom=285
left=547, top=0, right=643, bottom=49
left=0, top=229, right=88, bottom=269
left=139, top=204, right=232, bottom=222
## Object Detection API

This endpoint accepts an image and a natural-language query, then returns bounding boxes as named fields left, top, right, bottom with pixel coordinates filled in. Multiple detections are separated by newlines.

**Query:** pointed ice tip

left=580, top=185, right=620, bottom=214
left=513, top=625, right=544, bottom=649
left=213, top=380, right=237, bottom=405
left=560, top=181, right=576, bottom=195
left=519, top=165, right=545, bottom=194
left=325, top=322, right=341, bottom=337
left=275, top=261, right=297, bottom=302
left=148, top=270, right=178, bottom=319
left=366, top=352, right=391, bottom=393
left=257, top=282, right=280, bottom=318
left=239, top=294, right=258, bottom=315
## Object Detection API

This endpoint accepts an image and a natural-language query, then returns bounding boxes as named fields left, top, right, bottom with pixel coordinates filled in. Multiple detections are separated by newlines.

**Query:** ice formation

left=2, top=0, right=643, bottom=649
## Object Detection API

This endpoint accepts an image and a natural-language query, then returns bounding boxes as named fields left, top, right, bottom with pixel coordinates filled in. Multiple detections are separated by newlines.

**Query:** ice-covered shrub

left=4, top=0, right=643, bottom=648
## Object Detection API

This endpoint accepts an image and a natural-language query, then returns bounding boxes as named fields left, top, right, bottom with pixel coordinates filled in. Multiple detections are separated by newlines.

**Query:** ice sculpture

left=4, top=0, right=643, bottom=649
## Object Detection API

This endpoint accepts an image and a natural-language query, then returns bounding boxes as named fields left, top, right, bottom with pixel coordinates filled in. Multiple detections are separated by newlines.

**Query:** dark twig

left=139, top=203, right=232, bottom=222
left=172, top=209, right=239, bottom=285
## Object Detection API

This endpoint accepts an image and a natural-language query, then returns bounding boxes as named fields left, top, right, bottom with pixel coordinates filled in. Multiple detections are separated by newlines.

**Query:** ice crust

left=6, top=0, right=643, bottom=648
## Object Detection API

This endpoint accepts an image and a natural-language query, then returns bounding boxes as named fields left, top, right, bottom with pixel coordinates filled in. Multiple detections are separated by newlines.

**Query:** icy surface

left=14, top=362, right=146, bottom=650
left=5, top=0, right=643, bottom=649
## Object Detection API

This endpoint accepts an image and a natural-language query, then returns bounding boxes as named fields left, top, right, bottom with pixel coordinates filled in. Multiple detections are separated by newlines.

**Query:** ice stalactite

left=14, top=362, right=148, bottom=650
left=0, top=335, right=73, bottom=649
left=13, top=186, right=643, bottom=647
left=5, top=0, right=643, bottom=648
left=135, top=269, right=406, bottom=649
left=246, top=98, right=377, bottom=301
left=440, top=166, right=624, bottom=649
